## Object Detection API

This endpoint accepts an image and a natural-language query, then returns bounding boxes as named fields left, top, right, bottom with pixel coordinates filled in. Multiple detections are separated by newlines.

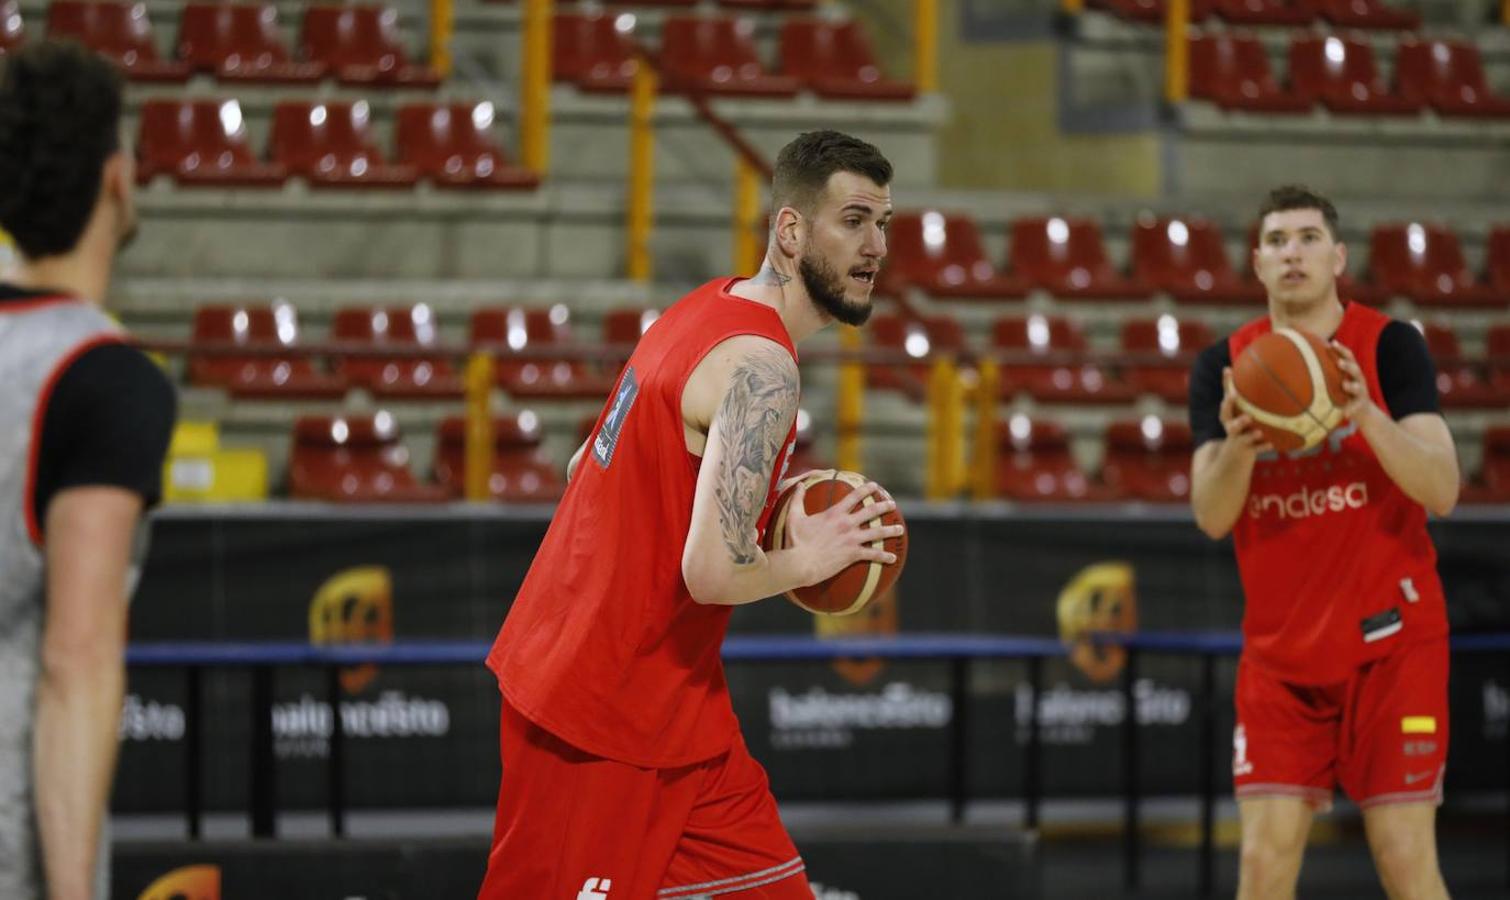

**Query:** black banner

left=116, top=507, right=1510, bottom=814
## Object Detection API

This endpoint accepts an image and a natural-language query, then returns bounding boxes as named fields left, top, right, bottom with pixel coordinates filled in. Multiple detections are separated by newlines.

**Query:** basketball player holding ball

left=1189, top=185, right=1458, bottom=900
left=479, top=132, right=903, bottom=898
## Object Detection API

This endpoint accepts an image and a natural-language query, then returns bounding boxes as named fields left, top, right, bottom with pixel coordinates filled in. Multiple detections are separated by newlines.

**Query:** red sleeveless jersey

left=487, top=278, right=799, bottom=767
left=1228, top=303, right=1448, bottom=685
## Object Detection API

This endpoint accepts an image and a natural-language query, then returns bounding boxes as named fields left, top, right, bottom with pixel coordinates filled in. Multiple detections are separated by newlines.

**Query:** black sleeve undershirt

left=1188, top=340, right=1230, bottom=449
left=33, top=343, right=178, bottom=532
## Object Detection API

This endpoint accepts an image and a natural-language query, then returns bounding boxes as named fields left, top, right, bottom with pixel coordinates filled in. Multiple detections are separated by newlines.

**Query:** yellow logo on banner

left=1401, top=716, right=1437, bottom=734
left=815, top=584, right=899, bottom=687
left=138, top=864, right=220, bottom=900
left=309, top=566, right=394, bottom=695
left=1057, top=562, right=1138, bottom=684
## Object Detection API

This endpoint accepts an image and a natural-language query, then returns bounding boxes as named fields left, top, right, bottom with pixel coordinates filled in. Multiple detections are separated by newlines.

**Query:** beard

left=800, top=251, right=872, bottom=326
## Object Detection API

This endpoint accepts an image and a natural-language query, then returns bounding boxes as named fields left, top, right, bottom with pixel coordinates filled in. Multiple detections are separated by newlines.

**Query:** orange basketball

left=1231, top=328, right=1348, bottom=453
left=761, top=470, right=907, bottom=616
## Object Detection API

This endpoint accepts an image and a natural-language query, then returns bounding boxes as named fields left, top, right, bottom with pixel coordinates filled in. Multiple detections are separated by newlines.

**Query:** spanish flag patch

left=1401, top=716, right=1437, bottom=734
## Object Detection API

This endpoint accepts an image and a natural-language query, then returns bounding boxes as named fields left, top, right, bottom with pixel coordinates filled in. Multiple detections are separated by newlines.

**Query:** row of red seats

left=136, top=99, right=536, bottom=189
left=1092, top=0, right=1420, bottom=30
left=1193, top=32, right=1510, bottom=117
left=7, top=2, right=438, bottom=85
left=993, top=416, right=1510, bottom=503
left=556, top=12, right=911, bottom=100
left=882, top=212, right=1510, bottom=308
left=189, top=303, right=641, bottom=399
left=871, top=313, right=1510, bottom=409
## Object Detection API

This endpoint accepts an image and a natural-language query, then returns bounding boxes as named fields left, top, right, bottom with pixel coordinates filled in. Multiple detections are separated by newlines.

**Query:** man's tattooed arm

left=711, top=344, right=798, bottom=565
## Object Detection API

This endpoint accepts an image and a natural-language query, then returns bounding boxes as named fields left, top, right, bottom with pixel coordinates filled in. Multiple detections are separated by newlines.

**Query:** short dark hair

left=771, top=130, right=892, bottom=215
left=1257, top=184, right=1340, bottom=241
left=0, top=41, right=125, bottom=259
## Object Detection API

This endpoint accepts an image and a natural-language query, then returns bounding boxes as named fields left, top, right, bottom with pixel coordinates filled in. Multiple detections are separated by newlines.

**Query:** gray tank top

left=0, top=299, right=123, bottom=900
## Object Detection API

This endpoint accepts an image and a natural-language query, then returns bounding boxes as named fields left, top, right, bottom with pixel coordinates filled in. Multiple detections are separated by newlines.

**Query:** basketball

left=1231, top=328, right=1348, bottom=453
left=762, top=469, right=907, bottom=616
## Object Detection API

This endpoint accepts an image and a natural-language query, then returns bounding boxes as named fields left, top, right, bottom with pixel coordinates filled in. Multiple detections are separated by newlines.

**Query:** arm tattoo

left=748, top=264, right=792, bottom=287
left=713, top=346, right=798, bottom=565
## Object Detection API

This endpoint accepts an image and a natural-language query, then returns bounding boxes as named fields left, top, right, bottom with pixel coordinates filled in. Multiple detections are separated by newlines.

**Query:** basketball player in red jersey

left=1189, top=186, right=1458, bottom=900
left=479, top=131, right=901, bottom=899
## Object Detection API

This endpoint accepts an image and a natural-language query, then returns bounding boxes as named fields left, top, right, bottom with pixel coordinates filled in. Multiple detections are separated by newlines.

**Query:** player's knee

left=1239, top=830, right=1304, bottom=887
left=1369, top=823, right=1434, bottom=891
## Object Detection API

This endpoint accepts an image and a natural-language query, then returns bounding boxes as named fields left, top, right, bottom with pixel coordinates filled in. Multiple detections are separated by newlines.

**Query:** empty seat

left=659, top=17, right=800, bottom=97
left=330, top=305, right=462, bottom=397
left=1131, top=215, right=1264, bottom=304
left=1009, top=216, right=1151, bottom=299
left=995, top=416, right=1103, bottom=502
left=395, top=102, right=540, bottom=189
left=300, top=6, right=440, bottom=87
left=1490, top=227, right=1510, bottom=299
left=433, top=413, right=564, bottom=501
left=1101, top=418, right=1194, bottom=502
left=1288, top=35, right=1422, bottom=115
left=289, top=414, right=448, bottom=502
left=1417, top=322, right=1503, bottom=409
left=271, top=101, right=419, bottom=187
left=881, top=211, right=1029, bottom=299
left=46, top=1, right=190, bottom=81
left=1, top=0, right=24, bottom=53
left=470, top=306, right=617, bottom=400
left=779, top=19, right=913, bottom=101
left=554, top=11, right=636, bottom=93
left=1089, top=0, right=1211, bottom=23
left=602, top=307, right=661, bottom=346
left=1300, top=0, right=1419, bottom=30
left=867, top=313, right=968, bottom=401
left=1369, top=223, right=1501, bottom=307
left=719, top=0, right=817, bottom=10
left=137, top=99, right=287, bottom=186
left=189, top=304, right=348, bottom=399
left=604, top=0, right=695, bottom=7
left=1488, top=324, right=1510, bottom=396
left=1473, top=426, right=1510, bottom=502
left=1396, top=38, right=1510, bottom=119
left=1189, top=32, right=1311, bottom=113
left=1120, top=316, right=1215, bottom=403
left=177, top=3, right=324, bottom=83
left=1212, top=0, right=1313, bottom=25
left=993, top=315, right=1135, bottom=404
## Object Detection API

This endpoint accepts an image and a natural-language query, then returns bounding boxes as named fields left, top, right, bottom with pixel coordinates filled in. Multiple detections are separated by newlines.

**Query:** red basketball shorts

left=1233, top=637, right=1448, bottom=810
left=478, top=699, right=811, bottom=899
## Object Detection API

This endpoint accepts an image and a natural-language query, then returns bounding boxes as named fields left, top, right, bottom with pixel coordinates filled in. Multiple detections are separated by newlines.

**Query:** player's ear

left=1332, top=240, right=1347, bottom=278
left=773, top=207, right=803, bottom=260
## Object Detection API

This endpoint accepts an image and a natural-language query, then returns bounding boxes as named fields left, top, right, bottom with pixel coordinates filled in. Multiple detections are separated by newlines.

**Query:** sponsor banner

left=115, top=509, right=1510, bottom=811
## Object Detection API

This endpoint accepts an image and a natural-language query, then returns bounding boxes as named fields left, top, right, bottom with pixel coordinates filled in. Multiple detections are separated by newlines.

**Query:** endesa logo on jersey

left=1247, top=481, right=1369, bottom=520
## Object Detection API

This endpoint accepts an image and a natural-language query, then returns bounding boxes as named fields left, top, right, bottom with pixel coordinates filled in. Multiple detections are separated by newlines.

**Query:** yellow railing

left=1164, top=0, right=1191, bottom=104
left=836, top=327, right=865, bottom=474
left=626, top=59, right=657, bottom=283
left=1503, top=0, right=1509, bottom=26
left=913, top=0, right=938, bottom=94
left=925, top=357, right=967, bottom=500
left=429, top=0, right=453, bottom=78
left=519, top=0, right=553, bottom=174
left=463, top=352, right=495, bottom=501
left=733, top=156, right=763, bottom=276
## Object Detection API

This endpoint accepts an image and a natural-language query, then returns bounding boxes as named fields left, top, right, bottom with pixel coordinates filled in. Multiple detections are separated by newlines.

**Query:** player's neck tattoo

left=749, top=264, right=792, bottom=287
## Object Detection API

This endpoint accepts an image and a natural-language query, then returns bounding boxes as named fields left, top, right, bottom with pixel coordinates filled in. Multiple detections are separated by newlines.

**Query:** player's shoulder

left=64, top=342, right=177, bottom=409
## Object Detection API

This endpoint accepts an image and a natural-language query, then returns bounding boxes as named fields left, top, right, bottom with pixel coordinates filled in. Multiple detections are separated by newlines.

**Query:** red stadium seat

left=289, top=414, right=448, bottom=502
left=1300, top=0, right=1419, bottom=30
left=779, top=19, right=913, bottom=101
left=1417, top=322, right=1504, bottom=409
left=137, top=99, right=287, bottom=186
left=300, top=6, right=440, bottom=87
left=470, top=306, right=617, bottom=400
left=601, top=307, right=661, bottom=346
left=1488, top=324, right=1510, bottom=397
left=1396, top=38, right=1510, bottom=119
left=1009, top=216, right=1151, bottom=300
left=395, top=102, right=540, bottom=189
left=330, top=305, right=462, bottom=397
left=1120, top=315, right=1215, bottom=403
left=1101, top=418, right=1194, bottom=502
left=995, top=416, right=1105, bottom=502
left=604, top=0, right=695, bottom=7
left=881, top=211, right=1029, bottom=299
left=1475, top=426, right=1510, bottom=502
left=433, top=413, right=564, bottom=501
left=1288, top=35, right=1422, bottom=115
left=554, top=11, right=636, bottom=93
left=1089, top=0, right=1211, bottom=23
left=1, top=1, right=25, bottom=53
left=1491, top=227, right=1510, bottom=298
left=1189, top=33, right=1311, bottom=113
left=1369, top=223, right=1501, bottom=308
left=177, top=3, right=324, bottom=83
left=46, top=1, right=189, bottom=81
left=1131, top=215, right=1264, bottom=304
left=271, top=101, right=419, bottom=188
left=719, top=0, right=816, bottom=10
left=993, top=315, right=1135, bottom=404
left=867, top=313, right=968, bottom=401
left=659, top=17, right=800, bottom=98
left=1212, top=0, right=1313, bottom=25
left=188, top=304, right=348, bottom=399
